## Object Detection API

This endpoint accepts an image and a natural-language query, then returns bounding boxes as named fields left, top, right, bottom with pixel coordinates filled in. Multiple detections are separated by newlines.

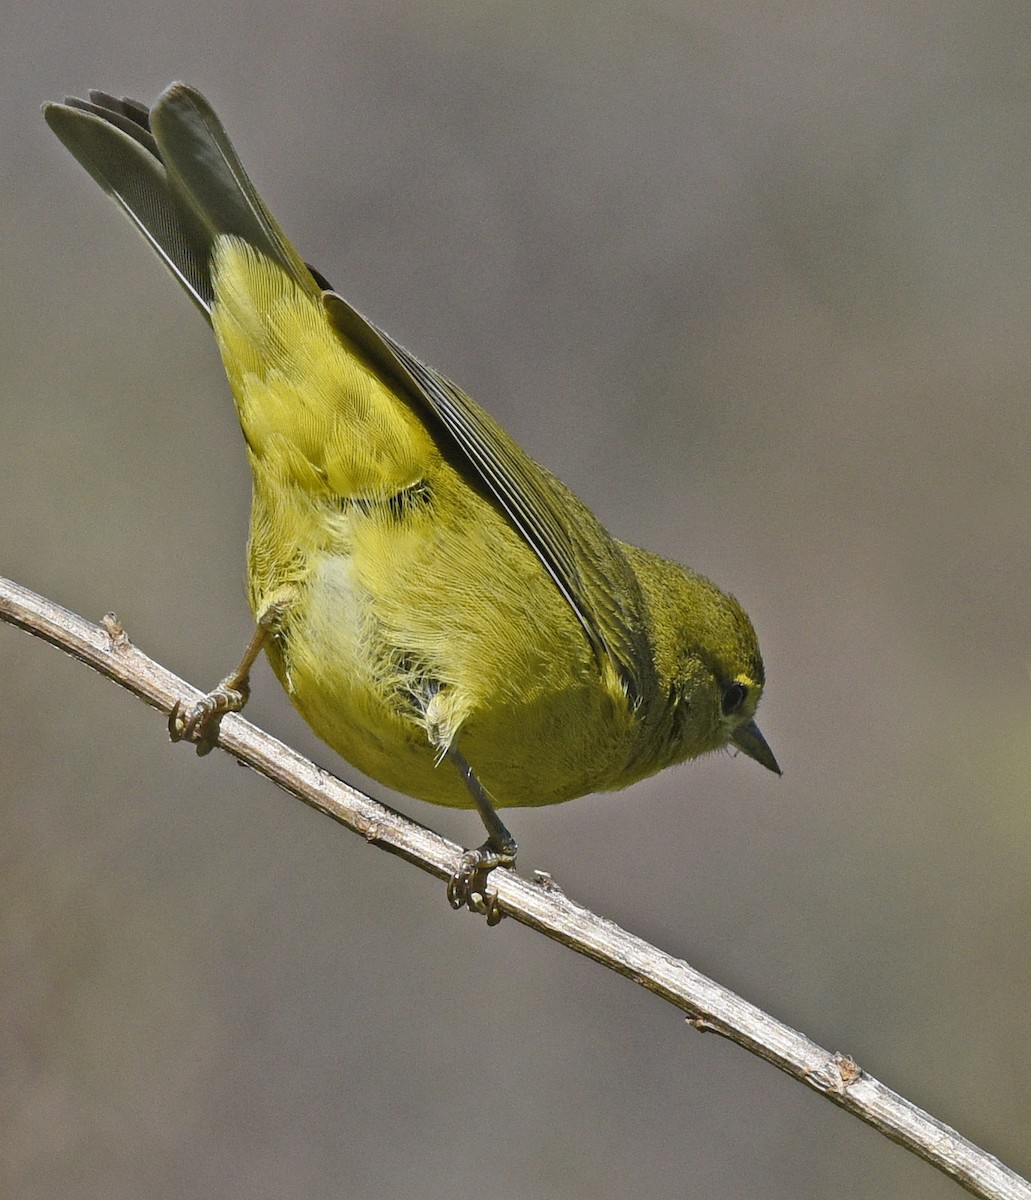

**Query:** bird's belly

left=265, top=549, right=638, bottom=810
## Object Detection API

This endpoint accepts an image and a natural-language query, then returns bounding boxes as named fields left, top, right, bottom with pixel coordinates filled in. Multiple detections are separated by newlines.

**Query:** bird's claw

left=168, top=680, right=248, bottom=755
left=447, top=843, right=515, bottom=926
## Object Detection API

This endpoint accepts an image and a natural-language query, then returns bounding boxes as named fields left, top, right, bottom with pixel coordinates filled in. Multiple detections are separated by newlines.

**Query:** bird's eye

left=721, top=681, right=748, bottom=716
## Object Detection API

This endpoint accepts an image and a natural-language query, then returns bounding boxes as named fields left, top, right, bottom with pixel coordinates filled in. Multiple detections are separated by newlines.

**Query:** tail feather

left=43, top=83, right=318, bottom=321
left=151, top=85, right=318, bottom=299
left=69, top=92, right=158, bottom=153
left=45, top=92, right=214, bottom=316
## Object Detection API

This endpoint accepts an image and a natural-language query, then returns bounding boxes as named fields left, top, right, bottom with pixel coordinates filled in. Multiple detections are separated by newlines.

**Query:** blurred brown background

left=2, top=4, right=1029, bottom=1197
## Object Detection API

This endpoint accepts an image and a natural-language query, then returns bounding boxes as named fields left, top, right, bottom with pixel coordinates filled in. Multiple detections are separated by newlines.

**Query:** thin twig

left=2, top=573, right=1027, bottom=1200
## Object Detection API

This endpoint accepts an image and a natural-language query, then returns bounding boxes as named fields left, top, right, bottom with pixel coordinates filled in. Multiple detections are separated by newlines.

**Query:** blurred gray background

left=2, top=3, right=1029, bottom=1198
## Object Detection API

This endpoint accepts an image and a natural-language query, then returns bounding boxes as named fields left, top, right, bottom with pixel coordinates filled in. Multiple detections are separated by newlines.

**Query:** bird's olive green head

left=625, top=548, right=780, bottom=777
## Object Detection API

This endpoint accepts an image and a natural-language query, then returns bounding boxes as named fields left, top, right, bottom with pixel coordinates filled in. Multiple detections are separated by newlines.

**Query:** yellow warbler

left=45, top=84, right=779, bottom=919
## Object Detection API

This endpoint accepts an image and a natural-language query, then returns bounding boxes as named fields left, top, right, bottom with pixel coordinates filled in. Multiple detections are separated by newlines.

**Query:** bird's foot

left=168, top=678, right=250, bottom=756
left=447, top=841, right=516, bottom=926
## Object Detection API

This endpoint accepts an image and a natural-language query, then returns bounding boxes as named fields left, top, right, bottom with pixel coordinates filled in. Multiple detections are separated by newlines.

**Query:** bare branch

left=2, top=573, right=1027, bottom=1200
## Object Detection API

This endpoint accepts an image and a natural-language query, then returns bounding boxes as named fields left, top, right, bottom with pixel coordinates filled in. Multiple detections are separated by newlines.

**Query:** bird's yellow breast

left=210, top=236, right=639, bottom=808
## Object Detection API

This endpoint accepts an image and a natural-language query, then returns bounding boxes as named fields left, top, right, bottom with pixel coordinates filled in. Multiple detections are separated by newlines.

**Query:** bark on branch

left=2, top=573, right=1027, bottom=1200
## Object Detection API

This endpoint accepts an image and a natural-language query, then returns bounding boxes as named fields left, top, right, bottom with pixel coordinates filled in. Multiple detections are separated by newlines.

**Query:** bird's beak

left=730, top=720, right=782, bottom=775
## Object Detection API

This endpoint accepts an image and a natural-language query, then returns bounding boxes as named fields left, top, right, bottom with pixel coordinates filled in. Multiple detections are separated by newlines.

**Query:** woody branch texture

left=2, top=573, right=1028, bottom=1200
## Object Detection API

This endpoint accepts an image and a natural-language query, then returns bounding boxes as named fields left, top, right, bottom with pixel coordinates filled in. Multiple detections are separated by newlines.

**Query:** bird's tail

left=44, top=84, right=320, bottom=322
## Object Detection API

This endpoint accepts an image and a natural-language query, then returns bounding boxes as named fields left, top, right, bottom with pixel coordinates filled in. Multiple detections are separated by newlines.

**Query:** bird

left=44, top=83, right=779, bottom=922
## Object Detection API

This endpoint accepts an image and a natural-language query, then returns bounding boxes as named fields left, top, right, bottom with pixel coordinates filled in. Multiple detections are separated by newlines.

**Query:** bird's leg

left=444, top=745, right=516, bottom=925
left=169, top=603, right=285, bottom=755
